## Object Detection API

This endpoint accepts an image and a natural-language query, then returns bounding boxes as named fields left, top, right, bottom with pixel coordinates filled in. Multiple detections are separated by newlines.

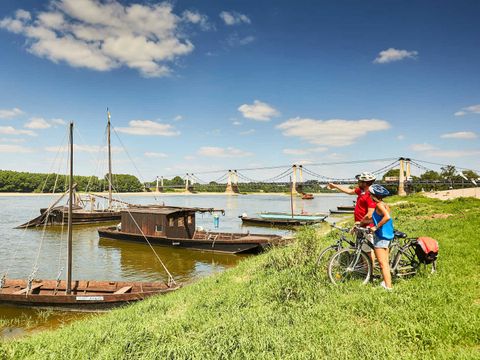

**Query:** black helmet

left=369, top=184, right=390, bottom=197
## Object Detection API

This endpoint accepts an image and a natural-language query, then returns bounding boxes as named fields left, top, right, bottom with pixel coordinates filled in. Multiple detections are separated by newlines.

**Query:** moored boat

left=98, top=207, right=286, bottom=254
left=240, top=212, right=327, bottom=226
left=301, top=193, right=314, bottom=200
left=16, top=110, right=124, bottom=229
left=2, top=122, right=178, bottom=310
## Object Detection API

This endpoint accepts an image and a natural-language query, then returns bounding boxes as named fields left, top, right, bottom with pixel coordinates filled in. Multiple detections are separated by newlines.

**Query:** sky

left=0, top=0, right=479, bottom=182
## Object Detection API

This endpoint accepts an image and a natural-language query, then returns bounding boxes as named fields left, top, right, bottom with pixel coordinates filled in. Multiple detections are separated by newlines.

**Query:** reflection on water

left=0, top=193, right=351, bottom=336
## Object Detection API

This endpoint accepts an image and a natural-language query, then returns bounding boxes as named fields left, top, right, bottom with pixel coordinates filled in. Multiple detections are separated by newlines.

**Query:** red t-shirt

left=354, top=187, right=376, bottom=225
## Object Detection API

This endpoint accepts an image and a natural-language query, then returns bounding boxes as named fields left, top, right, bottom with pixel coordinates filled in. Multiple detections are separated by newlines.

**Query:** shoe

left=380, top=281, right=392, bottom=291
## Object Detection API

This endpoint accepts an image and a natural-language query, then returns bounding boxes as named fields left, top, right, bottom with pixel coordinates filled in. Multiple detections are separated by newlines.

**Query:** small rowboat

left=336, top=205, right=355, bottom=211
left=329, top=209, right=354, bottom=215
left=301, top=193, right=314, bottom=200
left=240, top=212, right=328, bottom=226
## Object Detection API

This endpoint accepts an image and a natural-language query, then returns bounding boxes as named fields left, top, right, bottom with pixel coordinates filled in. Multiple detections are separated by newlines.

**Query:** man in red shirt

left=328, top=172, right=377, bottom=226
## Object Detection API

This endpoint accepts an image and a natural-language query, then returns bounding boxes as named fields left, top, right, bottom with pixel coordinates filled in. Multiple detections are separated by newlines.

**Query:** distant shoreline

left=0, top=191, right=344, bottom=197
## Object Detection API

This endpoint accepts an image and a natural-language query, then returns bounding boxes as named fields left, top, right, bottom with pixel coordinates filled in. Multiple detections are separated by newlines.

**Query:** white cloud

left=173, top=115, right=183, bottom=121
left=0, top=107, right=24, bottom=119
left=410, top=143, right=480, bottom=158
left=232, top=121, right=242, bottom=126
left=182, top=10, right=211, bottom=30
left=0, top=1, right=209, bottom=77
left=283, top=149, right=309, bottom=155
left=0, top=126, right=36, bottom=136
left=219, top=11, right=251, bottom=26
left=45, top=144, right=122, bottom=153
left=144, top=152, right=168, bottom=158
left=440, top=131, right=477, bottom=139
left=184, top=155, right=195, bottom=160
left=410, top=143, right=436, bottom=152
left=0, top=137, right=26, bottom=143
left=283, top=147, right=328, bottom=156
left=24, top=117, right=51, bottom=129
left=24, top=117, right=67, bottom=129
left=226, top=33, right=255, bottom=47
left=116, top=120, right=180, bottom=136
left=238, top=100, right=280, bottom=121
left=0, top=144, right=32, bottom=153
left=51, top=118, right=66, bottom=125
left=425, top=149, right=480, bottom=158
left=197, top=146, right=253, bottom=158
left=373, top=48, right=418, bottom=64
left=454, top=104, right=480, bottom=116
left=277, top=118, right=390, bottom=147
left=239, top=129, right=255, bottom=135
left=397, top=134, right=405, bottom=140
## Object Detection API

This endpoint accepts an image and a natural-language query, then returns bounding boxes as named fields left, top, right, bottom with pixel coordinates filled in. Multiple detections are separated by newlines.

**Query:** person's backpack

left=415, top=237, right=439, bottom=264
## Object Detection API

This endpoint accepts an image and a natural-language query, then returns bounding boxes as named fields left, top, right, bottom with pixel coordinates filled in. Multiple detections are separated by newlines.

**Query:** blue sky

left=0, top=0, right=479, bottom=181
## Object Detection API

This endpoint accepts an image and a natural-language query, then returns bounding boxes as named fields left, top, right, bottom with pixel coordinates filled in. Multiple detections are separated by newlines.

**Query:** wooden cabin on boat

left=98, top=206, right=286, bottom=254
left=120, top=207, right=197, bottom=238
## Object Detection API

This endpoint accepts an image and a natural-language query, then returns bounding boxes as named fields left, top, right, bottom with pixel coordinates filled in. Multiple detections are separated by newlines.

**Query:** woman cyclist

left=369, top=184, right=394, bottom=290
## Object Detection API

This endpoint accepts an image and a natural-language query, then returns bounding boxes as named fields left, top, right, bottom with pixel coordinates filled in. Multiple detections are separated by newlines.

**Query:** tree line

left=0, top=170, right=143, bottom=193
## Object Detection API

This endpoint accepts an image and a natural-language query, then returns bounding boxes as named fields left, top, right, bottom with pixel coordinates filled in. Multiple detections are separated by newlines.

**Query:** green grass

left=1, top=196, right=479, bottom=359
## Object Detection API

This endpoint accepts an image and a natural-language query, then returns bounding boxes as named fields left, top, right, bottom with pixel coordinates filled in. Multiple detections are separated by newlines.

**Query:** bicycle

left=327, top=226, right=436, bottom=285
left=315, top=223, right=356, bottom=271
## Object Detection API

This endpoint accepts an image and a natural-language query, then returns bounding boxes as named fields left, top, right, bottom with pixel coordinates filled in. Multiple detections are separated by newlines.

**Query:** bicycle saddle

left=394, top=230, right=407, bottom=238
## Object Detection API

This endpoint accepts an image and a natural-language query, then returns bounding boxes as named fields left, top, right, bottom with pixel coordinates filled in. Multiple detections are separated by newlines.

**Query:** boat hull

left=0, top=279, right=178, bottom=311
left=17, top=208, right=121, bottom=228
left=98, top=227, right=284, bottom=254
left=240, top=216, right=325, bottom=226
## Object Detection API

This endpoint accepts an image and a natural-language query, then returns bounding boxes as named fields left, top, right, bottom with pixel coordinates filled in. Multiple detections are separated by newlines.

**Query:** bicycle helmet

left=355, top=172, right=376, bottom=182
left=369, top=184, right=390, bottom=197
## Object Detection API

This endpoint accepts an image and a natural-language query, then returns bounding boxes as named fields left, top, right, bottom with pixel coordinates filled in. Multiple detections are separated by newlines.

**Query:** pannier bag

left=415, top=237, right=439, bottom=264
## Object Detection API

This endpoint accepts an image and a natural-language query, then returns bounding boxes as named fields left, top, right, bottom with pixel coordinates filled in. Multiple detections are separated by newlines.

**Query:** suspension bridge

left=147, top=157, right=479, bottom=196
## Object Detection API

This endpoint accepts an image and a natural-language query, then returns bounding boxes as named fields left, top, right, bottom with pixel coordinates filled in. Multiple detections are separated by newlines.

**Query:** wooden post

left=156, top=176, right=159, bottom=192
left=66, top=122, right=74, bottom=295
left=398, top=158, right=406, bottom=196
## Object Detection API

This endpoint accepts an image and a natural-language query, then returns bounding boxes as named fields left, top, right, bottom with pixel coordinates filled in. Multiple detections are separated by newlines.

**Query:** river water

left=0, top=193, right=351, bottom=339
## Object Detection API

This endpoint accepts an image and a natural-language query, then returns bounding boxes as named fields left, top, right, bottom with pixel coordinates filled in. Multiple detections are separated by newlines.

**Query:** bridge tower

left=398, top=158, right=406, bottom=196
left=225, top=170, right=240, bottom=194
left=291, top=165, right=299, bottom=195
left=155, top=176, right=164, bottom=193
left=184, top=173, right=193, bottom=193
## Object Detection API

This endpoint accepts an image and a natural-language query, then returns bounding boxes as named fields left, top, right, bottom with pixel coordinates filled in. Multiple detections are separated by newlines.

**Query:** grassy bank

left=1, top=196, right=479, bottom=359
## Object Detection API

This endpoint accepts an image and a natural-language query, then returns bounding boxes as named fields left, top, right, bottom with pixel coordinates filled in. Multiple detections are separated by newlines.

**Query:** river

left=0, top=193, right=351, bottom=339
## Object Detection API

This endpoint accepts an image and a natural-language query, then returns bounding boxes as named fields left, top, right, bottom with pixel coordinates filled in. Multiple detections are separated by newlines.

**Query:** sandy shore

left=424, top=187, right=480, bottom=200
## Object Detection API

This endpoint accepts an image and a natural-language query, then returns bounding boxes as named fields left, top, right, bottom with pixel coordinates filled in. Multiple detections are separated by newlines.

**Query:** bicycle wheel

left=316, top=245, right=339, bottom=271
left=391, top=243, right=420, bottom=278
left=328, top=248, right=372, bottom=285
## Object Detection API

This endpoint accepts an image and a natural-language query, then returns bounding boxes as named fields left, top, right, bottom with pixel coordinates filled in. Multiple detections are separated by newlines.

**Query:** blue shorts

left=373, top=234, right=391, bottom=249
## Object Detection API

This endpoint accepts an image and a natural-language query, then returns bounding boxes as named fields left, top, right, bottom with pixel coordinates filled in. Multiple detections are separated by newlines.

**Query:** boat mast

left=107, top=108, right=112, bottom=209
left=66, top=122, right=74, bottom=294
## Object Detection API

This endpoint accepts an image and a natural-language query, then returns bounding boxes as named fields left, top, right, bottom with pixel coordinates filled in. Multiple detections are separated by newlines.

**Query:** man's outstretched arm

left=327, top=183, right=356, bottom=195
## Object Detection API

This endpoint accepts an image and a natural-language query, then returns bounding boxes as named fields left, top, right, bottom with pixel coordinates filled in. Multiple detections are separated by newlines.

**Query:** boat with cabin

left=98, top=207, right=286, bottom=254
left=1, top=122, right=178, bottom=310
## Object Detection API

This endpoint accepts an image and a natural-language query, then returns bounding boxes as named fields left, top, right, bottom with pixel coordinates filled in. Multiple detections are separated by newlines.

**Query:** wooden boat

left=98, top=207, right=286, bottom=254
left=16, top=111, right=123, bottom=229
left=0, top=279, right=175, bottom=311
left=301, top=193, right=314, bottom=200
left=336, top=205, right=355, bottom=211
left=1, top=122, right=178, bottom=310
left=240, top=212, right=327, bottom=226
left=329, top=209, right=354, bottom=215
